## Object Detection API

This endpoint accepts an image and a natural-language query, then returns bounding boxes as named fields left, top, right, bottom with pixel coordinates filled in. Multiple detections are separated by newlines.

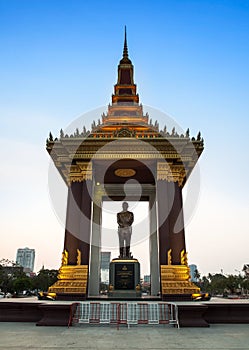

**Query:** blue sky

left=0, top=0, right=249, bottom=276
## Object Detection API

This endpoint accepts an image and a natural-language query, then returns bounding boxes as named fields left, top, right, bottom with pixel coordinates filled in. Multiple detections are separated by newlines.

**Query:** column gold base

left=49, top=265, right=88, bottom=295
left=160, top=265, right=200, bottom=294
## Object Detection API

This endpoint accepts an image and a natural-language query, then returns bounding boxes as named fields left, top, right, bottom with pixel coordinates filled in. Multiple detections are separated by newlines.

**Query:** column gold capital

left=157, top=162, right=186, bottom=186
left=68, top=161, right=92, bottom=184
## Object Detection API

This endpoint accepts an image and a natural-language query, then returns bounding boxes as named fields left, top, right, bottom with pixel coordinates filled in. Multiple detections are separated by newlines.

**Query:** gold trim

left=111, top=258, right=139, bottom=263
left=69, top=161, right=92, bottom=184
left=114, top=168, right=136, bottom=177
left=181, top=249, right=188, bottom=265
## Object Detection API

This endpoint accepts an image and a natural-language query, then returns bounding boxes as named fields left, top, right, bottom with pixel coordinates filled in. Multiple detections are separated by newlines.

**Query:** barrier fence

left=71, top=302, right=179, bottom=329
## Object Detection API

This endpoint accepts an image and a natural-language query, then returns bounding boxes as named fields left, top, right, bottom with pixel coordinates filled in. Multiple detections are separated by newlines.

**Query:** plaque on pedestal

left=109, top=258, right=141, bottom=298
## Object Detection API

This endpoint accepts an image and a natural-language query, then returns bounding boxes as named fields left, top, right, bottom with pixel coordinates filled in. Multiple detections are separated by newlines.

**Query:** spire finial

left=123, top=25, right=129, bottom=59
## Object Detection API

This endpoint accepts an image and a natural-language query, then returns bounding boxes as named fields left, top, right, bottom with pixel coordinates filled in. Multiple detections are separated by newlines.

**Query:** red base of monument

left=37, top=304, right=77, bottom=326
left=55, top=293, right=86, bottom=301
left=0, top=302, right=42, bottom=322
left=162, top=294, right=193, bottom=301
left=204, top=303, right=249, bottom=324
left=178, top=304, right=209, bottom=327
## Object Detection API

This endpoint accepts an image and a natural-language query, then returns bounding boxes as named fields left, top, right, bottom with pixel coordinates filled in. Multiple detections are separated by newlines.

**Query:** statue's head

left=122, top=201, right=128, bottom=210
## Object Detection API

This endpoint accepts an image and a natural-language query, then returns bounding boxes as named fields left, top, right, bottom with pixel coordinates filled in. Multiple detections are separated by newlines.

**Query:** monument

left=117, top=202, right=133, bottom=258
left=109, top=202, right=141, bottom=298
left=47, top=28, right=203, bottom=300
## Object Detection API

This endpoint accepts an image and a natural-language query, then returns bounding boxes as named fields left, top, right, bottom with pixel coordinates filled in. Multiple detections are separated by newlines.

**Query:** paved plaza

left=0, top=322, right=249, bottom=350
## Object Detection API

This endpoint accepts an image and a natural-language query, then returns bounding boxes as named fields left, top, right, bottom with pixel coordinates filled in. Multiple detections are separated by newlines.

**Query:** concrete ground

left=0, top=322, right=249, bottom=350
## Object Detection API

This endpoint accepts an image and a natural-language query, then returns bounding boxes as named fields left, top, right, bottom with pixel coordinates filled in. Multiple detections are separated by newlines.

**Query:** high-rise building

left=16, top=247, right=35, bottom=272
left=189, top=264, right=198, bottom=282
left=100, top=252, right=111, bottom=270
left=100, top=252, right=111, bottom=283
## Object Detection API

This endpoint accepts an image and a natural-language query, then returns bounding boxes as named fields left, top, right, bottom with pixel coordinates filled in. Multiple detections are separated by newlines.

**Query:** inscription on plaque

left=114, top=263, right=135, bottom=290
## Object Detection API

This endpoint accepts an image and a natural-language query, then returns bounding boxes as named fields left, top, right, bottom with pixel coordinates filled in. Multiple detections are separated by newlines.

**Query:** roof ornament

left=123, top=25, right=129, bottom=59
left=120, top=26, right=131, bottom=64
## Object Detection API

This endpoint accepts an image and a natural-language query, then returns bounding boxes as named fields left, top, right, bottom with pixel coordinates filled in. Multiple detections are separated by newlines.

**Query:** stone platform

left=1, top=322, right=249, bottom=350
left=1, top=297, right=249, bottom=327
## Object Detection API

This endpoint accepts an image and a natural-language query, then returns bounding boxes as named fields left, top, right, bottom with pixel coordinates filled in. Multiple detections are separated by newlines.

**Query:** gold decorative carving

left=167, top=249, right=172, bottom=265
left=72, top=153, right=175, bottom=160
left=114, top=168, right=136, bottom=177
left=61, top=250, right=68, bottom=266
left=69, top=161, right=92, bottom=184
left=157, top=162, right=171, bottom=181
left=181, top=249, right=188, bottom=265
left=48, top=127, right=203, bottom=188
left=77, top=249, right=81, bottom=265
left=77, top=162, right=92, bottom=179
left=157, top=162, right=186, bottom=186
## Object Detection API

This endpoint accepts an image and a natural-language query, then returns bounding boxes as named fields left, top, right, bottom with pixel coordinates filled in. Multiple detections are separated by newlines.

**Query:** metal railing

left=71, top=302, right=179, bottom=329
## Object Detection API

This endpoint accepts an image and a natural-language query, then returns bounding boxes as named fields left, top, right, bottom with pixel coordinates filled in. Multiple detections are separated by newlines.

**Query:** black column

left=64, top=182, right=82, bottom=265
left=169, top=182, right=186, bottom=265
left=157, top=180, right=174, bottom=265
left=64, top=180, right=92, bottom=265
left=80, top=180, right=92, bottom=265
left=157, top=180, right=186, bottom=265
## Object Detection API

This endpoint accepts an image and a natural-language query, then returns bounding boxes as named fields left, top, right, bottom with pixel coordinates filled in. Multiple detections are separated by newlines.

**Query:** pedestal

left=109, top=258, right=141, bottom=298
left=160, top=265, right=200, bottom=300
left=48, top=265, right=88, bottom=300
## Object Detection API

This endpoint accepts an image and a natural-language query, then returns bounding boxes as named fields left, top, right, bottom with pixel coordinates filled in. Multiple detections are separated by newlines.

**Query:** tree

left=226, top=274, right=243, bottom=294
left=13, top=277, right=32, bottom=294
left=194, top=268, right=201, bottom=282
left=0, top=259, right=26, bottom=294
left=201, top=273, right=227, bottom=295
left=200, top=276, right=210, bottom=292
left=32, top=268, right=58, bottom=291
left=242, top=278, right=249, bottom=295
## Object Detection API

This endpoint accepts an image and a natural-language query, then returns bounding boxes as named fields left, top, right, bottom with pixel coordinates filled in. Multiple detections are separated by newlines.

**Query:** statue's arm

left=130, top=212, right=134, bottom=225
left=117, top=213, right=122, bottom=227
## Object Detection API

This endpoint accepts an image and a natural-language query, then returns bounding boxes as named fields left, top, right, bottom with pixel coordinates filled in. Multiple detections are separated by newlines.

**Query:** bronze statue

left=117, top=202, right=134, bottom=258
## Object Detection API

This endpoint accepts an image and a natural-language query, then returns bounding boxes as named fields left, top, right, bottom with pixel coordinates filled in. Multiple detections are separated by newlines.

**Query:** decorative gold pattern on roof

left=114, top=168, right=136, bottom=177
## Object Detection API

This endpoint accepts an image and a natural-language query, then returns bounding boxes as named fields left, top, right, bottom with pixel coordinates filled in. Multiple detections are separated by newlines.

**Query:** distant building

left=189, top=264, right=198, bottom=282
left=143, top=275, right=151, bottom=285
left=141, top=275, right=151, bottom=294
left=16, top=247, right=35, bottom=272
left=100, top=252, right=111, bottom=283
left=100, top=252, right=111, bottom=270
